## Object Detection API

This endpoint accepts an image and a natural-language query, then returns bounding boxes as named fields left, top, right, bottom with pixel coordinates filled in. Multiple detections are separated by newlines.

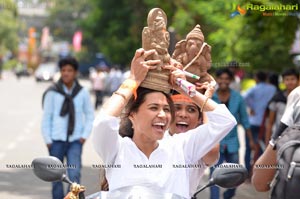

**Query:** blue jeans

left=49, top=140, right=83, bottom=199
left=210, top=150, right=239, bottom=199
left=244, top=125, right=260, bottom=173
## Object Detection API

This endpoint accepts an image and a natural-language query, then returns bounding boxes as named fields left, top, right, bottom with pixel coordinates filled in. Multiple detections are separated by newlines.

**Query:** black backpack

left=270, top=125, right=300, bottom=199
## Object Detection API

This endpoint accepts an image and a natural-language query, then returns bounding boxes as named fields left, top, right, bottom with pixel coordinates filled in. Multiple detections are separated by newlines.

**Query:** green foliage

left=3, top=58, right=18, bottom=70
left=0, top=0, right=19, bottom=56
left=46, top=0, right=91, bottom=41
left=170, top=0, right=298, bottom=72
left=234, top=0, right=298, bottom=71
left=81, top=0, right=145, bottom=65
left=78, top=0, right=298, bottom=71
left=80, top=0, right=179, bottom=65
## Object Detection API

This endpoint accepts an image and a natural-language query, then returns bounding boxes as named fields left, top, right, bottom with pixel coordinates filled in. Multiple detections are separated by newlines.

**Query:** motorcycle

left=32, top=156, right=248, bottom=199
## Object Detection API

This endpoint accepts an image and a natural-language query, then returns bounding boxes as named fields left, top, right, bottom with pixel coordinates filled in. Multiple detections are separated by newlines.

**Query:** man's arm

left=239, top=95, right=256, bottom=150
left=243, top=87, right=255, bottom=109
left=265, top=110, right=276, bottom=145
left=252, top=144, right=277, bottom=192
left=80, top=88, right=95, bottom=142
left=41, top=91, right=54, bottom=147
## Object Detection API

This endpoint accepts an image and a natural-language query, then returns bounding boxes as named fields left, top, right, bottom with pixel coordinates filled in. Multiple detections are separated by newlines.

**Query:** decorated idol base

left=139, top=69, right=171, bottom=93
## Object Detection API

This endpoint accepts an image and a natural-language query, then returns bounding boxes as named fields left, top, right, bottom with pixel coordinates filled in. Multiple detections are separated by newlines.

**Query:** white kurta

left=281, top=86, right=300, bottom=126
left=92, top=104, right=236, bottom=198
left=164, top=130, right=208, bottom=197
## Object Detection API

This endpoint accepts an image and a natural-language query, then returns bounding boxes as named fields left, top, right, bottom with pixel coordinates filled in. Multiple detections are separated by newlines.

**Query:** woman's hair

left=119, top=87, right=175, bottom=138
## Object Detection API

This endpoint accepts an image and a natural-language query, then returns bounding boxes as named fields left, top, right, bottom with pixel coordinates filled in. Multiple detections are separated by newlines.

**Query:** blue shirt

left=243, top=82, right=276, bottom=126
left=42, top=83, right=94, bottom=144
left=213, top=89, right=250, bottom=153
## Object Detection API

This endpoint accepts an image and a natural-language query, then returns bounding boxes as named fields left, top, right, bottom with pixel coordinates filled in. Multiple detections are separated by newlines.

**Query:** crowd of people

left=89, top=65, right=126, bottom=109
left=41, top=50, right=300, bottom=199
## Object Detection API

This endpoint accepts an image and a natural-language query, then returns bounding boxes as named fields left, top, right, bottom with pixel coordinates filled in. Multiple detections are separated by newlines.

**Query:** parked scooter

left=32, top=156, right=248, bottom=199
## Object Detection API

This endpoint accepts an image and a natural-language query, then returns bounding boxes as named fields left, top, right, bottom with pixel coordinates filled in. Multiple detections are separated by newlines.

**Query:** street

left=0, top=72, right=101, bottom=199
left=0, top=71, right=269, bottom=199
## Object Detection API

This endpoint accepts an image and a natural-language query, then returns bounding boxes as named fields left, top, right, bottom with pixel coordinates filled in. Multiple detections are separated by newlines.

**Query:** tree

left=81, top=0, right=178, bottom=66
left=0, top=0, right=19, bottom=56
left=171, top=0, right=298, bottom=72
left=45, top=0, right=91, bottom=41
left=80, top=0, right=299, bottom=71
left=235, top=0, right=298, bottom=71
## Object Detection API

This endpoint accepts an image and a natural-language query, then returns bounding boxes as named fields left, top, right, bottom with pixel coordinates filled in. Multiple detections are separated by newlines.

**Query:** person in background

left=256, top=72, right=280, bottom=154
left=268, top=72, right=280, bottom=92
left=264, top=68, right=299, bottom=145
left=42, top=57, right=94, bottom=199
left=105, top=65, right=123, bottom=95
left=243, top=71, right=276, bottom=176
left=210, top=68, right=254, bottom=199
left=90, top=66, right=106, bottom=109
left=227, top=61, right=242, bottom=92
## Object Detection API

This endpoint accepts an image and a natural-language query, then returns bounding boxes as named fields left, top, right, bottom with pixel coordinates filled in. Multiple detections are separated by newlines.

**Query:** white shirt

left=164, top=130, right=207, bottom=197
left=92, top=104, right=236, bottom=198
left=281, top=86, right=300, bottom=126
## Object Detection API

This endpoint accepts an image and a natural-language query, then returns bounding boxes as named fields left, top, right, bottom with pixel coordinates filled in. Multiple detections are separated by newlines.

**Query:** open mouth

left=176, top=122, right=189, bottom=133
left=152, top=122, right=166, bottom=133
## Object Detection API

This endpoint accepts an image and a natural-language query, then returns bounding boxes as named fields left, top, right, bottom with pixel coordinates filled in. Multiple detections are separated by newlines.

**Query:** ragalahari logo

left=230, top=5, right=247, bottom=18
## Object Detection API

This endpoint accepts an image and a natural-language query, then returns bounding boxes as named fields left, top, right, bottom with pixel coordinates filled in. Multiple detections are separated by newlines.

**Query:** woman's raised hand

left=129, top=48, right=160, bottom=85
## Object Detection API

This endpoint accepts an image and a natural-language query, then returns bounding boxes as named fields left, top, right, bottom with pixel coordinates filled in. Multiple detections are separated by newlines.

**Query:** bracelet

left=113, top=91, right=127, bottom=101
left=120, top=79, right=138, bottom=99
left=200, top=96, right=209, bottom=112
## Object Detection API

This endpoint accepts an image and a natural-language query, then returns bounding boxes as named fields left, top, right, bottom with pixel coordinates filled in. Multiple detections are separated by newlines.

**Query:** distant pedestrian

left=227, top=61, right=242, bottom=92
left=105, top=66, right=123, bottom=95
left=210, top=68, right=254, bottom=199
left=90, top=67, right=106, bottom=109
left=256, top=72, right=280, bottom=152
left=264, top=68, right=299, bottom=144
left=243, top=71, right=276, bottom=176
left=42, top=57, right=94, bottom=199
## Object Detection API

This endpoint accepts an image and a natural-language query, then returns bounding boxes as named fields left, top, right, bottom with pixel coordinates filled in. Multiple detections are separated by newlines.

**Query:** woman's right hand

left=195, top=74, right=216, bottom=98
left=129, top=48, right=160, bottom=85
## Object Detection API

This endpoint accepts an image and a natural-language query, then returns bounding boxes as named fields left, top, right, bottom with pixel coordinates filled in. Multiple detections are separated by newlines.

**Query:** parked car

left=34, top=62, right=58, bottom=82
